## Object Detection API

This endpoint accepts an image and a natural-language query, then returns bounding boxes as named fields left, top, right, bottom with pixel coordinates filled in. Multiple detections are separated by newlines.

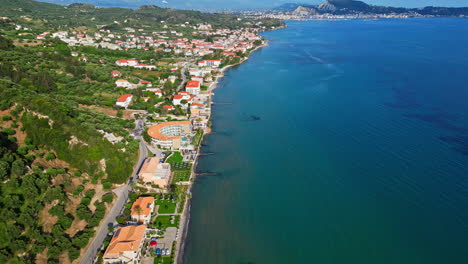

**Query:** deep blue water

left=183, top=19, right=468, bottom=264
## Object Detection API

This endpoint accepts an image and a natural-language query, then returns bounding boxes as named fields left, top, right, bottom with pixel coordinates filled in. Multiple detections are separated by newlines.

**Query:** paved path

left=79, top=120, right=149, bottom=264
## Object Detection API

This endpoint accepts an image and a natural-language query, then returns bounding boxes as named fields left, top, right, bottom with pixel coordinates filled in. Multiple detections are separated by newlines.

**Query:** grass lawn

left=192, top=129, right=203, bottom=146
left=156, top=200, right=177, bottom=214
left=172, top=171, right=191, bottom=182
left=166, top=152, right=183, bottom=163
left=153, top=215, right=180, bottom=230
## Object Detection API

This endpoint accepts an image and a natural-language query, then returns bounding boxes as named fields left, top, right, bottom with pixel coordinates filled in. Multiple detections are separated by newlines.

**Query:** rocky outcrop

left=293, top=6, right=318, bottom=16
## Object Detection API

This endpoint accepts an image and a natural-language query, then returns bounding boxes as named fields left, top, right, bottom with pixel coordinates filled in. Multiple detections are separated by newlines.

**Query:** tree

left=134, top=205, right=143, bottom=223
left=10, top=159, right=25, bottom=177
left=102, top=193, right=113, bottom=204
left=0, top=161, right=9, bottom=180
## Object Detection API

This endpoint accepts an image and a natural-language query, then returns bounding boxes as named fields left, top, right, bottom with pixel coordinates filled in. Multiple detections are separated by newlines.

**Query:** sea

left=182, top=18, right=468, bottom=264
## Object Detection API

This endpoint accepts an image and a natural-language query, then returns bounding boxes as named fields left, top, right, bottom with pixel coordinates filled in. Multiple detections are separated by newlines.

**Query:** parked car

left=165, top=249, right=170, bottom=255
left=156, top=248, right=161, bottom=256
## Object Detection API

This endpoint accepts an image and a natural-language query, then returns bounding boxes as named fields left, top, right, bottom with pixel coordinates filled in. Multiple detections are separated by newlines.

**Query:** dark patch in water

left=384, top=85, right=421, bottom=109
left=241, top=114, right=261, bottom=122
left=405, top=113, right=468, bottom=134
left=439, top=136, right=468, bottom=156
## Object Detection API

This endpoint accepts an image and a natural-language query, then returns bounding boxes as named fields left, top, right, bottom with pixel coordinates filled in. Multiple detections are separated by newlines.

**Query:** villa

left=103, top=225, right=146, bottom=264
left=115, top=94, right=133, bottom=108
left=185, top=80, right=201, bottom=95
left=131, top=196, right=155, bottom=224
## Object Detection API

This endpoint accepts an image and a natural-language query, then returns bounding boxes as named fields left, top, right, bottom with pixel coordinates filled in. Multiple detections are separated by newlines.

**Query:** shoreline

left=174, top=40, right=270, bottom=264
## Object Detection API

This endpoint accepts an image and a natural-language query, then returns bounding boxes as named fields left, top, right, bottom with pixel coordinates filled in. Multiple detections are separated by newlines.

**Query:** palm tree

left=135, top=205, right=143, bottom=223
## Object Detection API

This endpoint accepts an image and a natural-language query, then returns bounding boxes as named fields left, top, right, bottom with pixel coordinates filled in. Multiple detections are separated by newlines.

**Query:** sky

left=38, top=0, right=468, bottom=9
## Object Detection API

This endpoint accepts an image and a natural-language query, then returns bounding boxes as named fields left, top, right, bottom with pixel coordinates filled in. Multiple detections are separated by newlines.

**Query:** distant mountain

left=273, top=0, right=468, bottom=16
left=318, top=0, right=369, bottom=11
left=272, top=3, right=316, bottom=11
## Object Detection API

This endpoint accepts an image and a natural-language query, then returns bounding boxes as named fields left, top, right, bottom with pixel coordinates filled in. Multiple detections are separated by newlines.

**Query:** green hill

left=0, top=0, right=284, bottom=30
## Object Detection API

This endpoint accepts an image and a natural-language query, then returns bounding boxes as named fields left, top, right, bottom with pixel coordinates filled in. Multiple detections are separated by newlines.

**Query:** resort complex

left=147, top=121, right=192, bottom=150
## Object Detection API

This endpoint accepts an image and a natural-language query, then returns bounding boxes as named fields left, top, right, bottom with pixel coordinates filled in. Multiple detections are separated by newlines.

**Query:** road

left=79, top=119, right=148, bottom=264
left=176, top=63, right=191, bottom=92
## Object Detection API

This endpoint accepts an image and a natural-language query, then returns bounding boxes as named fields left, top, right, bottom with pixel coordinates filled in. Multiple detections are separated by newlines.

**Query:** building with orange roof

left=138, top=158, right=171, bottom=189
left=147, top=121, right=191, bottom=150
left=103, top=225, right=146, bottom=264
left=116, top=94, right=133, bottom=108
left=186, top=80, right=201, bottom=95
left=131, top=196, right=155, bottom=224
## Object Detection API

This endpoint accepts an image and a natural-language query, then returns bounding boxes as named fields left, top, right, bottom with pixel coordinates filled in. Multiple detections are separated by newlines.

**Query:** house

left=79, top=56, right=88, bottom=62
left=173, top=92, right=193, bottom=106
left=116, top=59, right=128, bottom=66
left=112, top=70, right=122, bottom=78
left=198, top=60, right=221, bottom=67
left=162, top=105, right=174, bottom=111
left=185, top=80, right=201, bottom=95
left=154, top=90, right=163, bottom=98
left=191, top=76, right=204, bottom=83
left=115, top=59, right=138, bottom=67
left=139, top=80, right=151, bottom=87
left=134, top=63, right=156, bottom=70
left=168, top=75, right=177, bottom=83
left=131, top=197, right=155, bottom=224
left=103, top=225, right=146, bottom=264
left=190, top=103, right=205, bottom=116
left=138, top=158, right=171, bottom=188
left=115, top=79, right=132, bottom=88
left=116, top=94, right=133, bottom=108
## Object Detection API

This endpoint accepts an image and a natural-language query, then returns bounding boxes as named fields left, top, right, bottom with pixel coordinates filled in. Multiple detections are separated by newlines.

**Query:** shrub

left=45, top=153, right=56, bottom=161
left=73, top=185, right=84, bottom=195
left=102, top=193, right=113, bottom=204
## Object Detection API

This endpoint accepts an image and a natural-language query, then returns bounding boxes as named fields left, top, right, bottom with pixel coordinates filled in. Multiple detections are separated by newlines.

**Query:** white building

left=185, top=80, right=201, bottom=95
left=115, top=94, right=133, bottom=108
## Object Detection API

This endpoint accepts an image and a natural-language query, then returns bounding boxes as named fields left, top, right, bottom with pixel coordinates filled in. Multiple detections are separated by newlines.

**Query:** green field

left=172, top=171, right=191, bottom=182
left=166, top=152, right=183, bottom=163
left=154, top=215, right=180, bottom=229
left=156, top=200, right=177, bottom=214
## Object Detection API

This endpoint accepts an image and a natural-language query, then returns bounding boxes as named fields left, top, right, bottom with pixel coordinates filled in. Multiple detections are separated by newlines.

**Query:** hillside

left=0, top=0, right=284, bottom=30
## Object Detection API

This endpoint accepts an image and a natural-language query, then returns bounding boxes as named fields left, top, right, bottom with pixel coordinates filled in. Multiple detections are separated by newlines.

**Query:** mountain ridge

left=280, top=0, right=468, bottom=16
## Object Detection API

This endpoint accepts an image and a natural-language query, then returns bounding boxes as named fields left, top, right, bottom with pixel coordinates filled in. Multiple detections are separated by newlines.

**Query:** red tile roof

left=117, top=94, right=132, bottom=102
left=186, top=80, right=200, bottom=88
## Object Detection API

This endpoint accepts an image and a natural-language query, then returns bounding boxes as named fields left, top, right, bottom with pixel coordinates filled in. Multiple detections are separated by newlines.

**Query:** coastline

left=174, top=40, right=270, bottom=264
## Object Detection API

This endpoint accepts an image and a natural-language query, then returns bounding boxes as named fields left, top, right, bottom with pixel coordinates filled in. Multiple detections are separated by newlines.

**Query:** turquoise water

left=183, top=19, right=468, bottom=264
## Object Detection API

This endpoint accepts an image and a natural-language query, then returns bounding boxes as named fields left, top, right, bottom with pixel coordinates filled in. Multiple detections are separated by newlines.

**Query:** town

left=0, top=16, right=267, bottom=264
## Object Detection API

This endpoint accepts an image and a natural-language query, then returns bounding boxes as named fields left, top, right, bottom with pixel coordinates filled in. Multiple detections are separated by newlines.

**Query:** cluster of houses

left=103, top=196, right=156, bottom=264
left=51, top=25, right=260, bottom=56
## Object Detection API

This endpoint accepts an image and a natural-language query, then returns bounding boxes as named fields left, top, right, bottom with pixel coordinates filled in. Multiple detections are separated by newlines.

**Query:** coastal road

left=79, top=119, right=148, bottom=264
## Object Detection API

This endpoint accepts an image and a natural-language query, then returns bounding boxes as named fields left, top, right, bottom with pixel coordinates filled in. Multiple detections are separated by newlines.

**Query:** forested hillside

left=0, top=25, right=137, bottom=263
left=0, top=0, right=284, bottom=31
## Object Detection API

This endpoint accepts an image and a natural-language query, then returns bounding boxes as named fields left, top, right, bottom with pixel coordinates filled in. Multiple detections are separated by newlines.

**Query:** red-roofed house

left=131, top=196, right=155, bottom=224
left=163, top=105, right=175, bottom=111
left=116, top=94, right=133, bottom=108
left=139, top=80, right=152, bottom=87
left=111, top=70, right=122, bottom=78
left=185, top=80, right=201, bottom=95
